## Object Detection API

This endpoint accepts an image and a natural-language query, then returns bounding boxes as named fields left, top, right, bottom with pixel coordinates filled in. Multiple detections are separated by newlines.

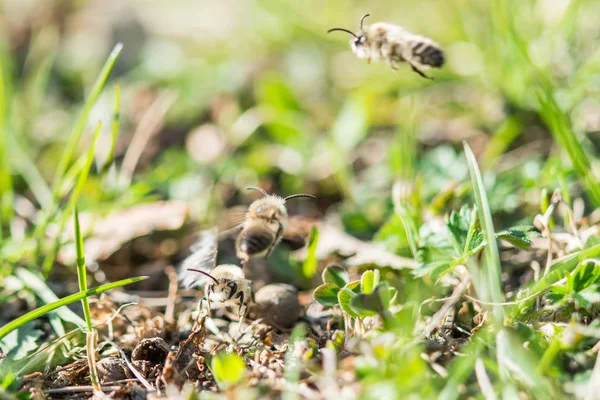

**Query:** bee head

left=211, top=279, right=238, bottom=302
left=246, top=187, right=315, bottom=223
left=328, top=14, right=370, bottom=52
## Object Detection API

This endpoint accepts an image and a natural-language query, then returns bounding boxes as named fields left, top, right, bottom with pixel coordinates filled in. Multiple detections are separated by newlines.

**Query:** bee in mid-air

left=232, top=187, right=316, bottom=264
left=328, top=14, right=444, bottom=80
left=187, top=266, right=252, bottom=323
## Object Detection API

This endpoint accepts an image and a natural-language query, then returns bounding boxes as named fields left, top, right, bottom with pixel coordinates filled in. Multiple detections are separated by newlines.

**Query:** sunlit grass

left=0, top=276, right=148, bottom=341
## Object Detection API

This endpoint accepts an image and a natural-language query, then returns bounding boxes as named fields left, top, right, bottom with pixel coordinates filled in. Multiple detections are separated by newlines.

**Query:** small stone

left=255, top=284, right=301, bottom=329
left=97, top=357, right=132, bottom=384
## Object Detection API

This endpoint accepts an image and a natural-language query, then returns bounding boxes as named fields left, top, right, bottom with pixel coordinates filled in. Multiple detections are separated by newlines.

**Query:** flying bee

left=328, top=14, right=444, bottom=80
left=231, top=187, right=316, bottom=264
left=188, top=265, right=252, bottom=323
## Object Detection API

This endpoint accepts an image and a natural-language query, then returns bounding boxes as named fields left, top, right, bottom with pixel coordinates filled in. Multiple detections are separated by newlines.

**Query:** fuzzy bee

left=178, top=231, right=252, bottom=322
left=328, top=14, right=444, bottom=80
left=187, top=266, right=252, bottom=322
left=231, top=187, right=316, bottom=265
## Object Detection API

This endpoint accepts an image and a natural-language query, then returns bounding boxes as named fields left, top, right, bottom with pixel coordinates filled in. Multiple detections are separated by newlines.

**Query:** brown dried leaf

left=58, top=200, right=189, bottom=265
left=294, top=221, right=416, bottom=270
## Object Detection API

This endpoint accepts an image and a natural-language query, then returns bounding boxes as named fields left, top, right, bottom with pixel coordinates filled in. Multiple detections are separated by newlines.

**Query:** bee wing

left=178, top=228, right=219, bottom=288
left=382, top=24, right=411, bottom=43
left=217, top=206, right=247, bottom=240
left=281, top=216, right=320, bottom=251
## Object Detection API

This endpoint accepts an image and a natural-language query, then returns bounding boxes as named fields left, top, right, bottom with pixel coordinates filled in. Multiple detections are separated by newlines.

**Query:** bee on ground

left=328, top=14, right=444, bottom=80
left=178, top=230, right=252, bottom=322
left=230, top=186, right=316, bottom=265
left=187, top=266, right=252, bottom=323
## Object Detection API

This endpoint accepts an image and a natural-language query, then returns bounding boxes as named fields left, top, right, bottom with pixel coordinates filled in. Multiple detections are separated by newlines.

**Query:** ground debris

left=97, top=357, right=133, bottom=384
left=161, top=315, right=210, bottom=387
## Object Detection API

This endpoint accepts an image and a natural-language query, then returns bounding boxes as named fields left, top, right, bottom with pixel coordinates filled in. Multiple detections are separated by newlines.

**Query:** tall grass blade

left=33, top=43, right=122, bottom=249
left=43, top=121, right=102, bottom=276
left=463, top=142, right=504, bottom=323
left=0, top=276, right=148, bottom=340
left=0, top=52, right=13, bottom=237
left=51, top=43, right=122, bottom=191
left=74, top=207, right=92, bottom=333
left=101, top=83, right=121, bottom=174
left=536, top=88, right=600, bottom=207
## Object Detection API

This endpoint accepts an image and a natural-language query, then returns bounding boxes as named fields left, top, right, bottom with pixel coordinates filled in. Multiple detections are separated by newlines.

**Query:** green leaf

left=302, top=227, right=319, bottom=279
left=313, top=284, right=340, bottom=307
left=512, top=243, right=600, bottom=319
left=496, top=226, right=541, bottom=249
left=322, top=265, right=348, bottom=288
left=351, top=282, right=397, bottom=317
left=0, top=325, right=42, bottom=361
left=211, top=351, right=246, bottom=390
left=446, top=205, right=483, bottom=255
left=360, top=270, right=380, bottom=294
left=568, top=260, right=600, bottom=293
left=350, top=294, right=379, bottom=317
left=376, top=281, right=397, bottom=309
left=0, top=276, right=149, bottom=340
left=338, top=281, right=361, bottom=319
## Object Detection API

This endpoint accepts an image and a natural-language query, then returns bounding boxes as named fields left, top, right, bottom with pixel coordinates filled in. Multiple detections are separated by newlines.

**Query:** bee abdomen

left=389, top=42, right=405, bottom=64
left=412, top=42, right=444, bottom=68
left=239, top=230, right=273, bottom=256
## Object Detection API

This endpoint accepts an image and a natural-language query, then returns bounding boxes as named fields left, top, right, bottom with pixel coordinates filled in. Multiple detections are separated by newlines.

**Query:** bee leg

left=409, top=63, right=434, bottom=80
left=204, top=286, right=214, bottom=316
left=235, top=292, right=245, bottom=320
left=235, top=292, right=247, bottom=335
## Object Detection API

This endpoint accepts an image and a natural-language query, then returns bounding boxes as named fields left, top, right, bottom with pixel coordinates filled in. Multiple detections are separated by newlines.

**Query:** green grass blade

left=511, top=242, right=600, bottom=319
left=302, top=227, right=319, bottom=278
left=42, top=121, right=102, bottom=276
left=536, top=88, right=600, bottom=207
left=0, top=50, right=13, bottom=237
left=6, top=134, right=52, bottom=208
left=51, top=43, right=122, bottom=191
left=74, top=207, right=92, bottom=332
left=15, top=267, right=85, bottom=329
left=464, top=142, right=504, bottom=323
left=101, top=83, right=121, bottom=174
left=0, top=276, right=148, bottom=340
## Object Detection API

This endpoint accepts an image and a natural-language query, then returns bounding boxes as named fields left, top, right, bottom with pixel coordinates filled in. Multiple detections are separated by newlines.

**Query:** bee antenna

left=188, top=268, right=219, bottom=284
left=327, top=28, right=358, bottom=38
left=360, top=14, right=370, bottom=30
left=246, top=186, right=269, bottom=197
left=284, top=194, right=317, bottom=202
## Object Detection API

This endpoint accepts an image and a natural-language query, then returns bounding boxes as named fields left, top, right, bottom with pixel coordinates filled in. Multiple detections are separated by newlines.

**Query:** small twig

left=164, top=266, right=178, bottom=323
left=85, top=330, right=102, bottom=394
left=44, top=386, right=128, bottom=394
left=463, top=292, right=543, bottom=306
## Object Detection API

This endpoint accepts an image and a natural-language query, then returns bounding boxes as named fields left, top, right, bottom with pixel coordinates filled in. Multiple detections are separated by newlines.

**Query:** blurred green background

left=1, top=0, right=600, bottom=278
